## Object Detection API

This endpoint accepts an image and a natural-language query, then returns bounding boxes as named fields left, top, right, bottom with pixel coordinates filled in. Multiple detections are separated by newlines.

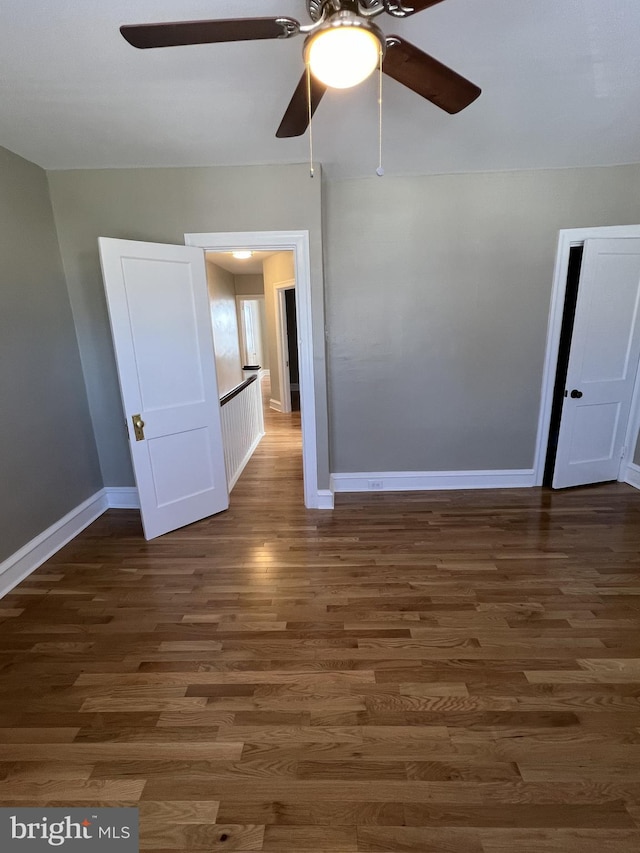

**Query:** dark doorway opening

left=285, top=288, right=300, bottom=412
left=543, top=244, right=584, bottom=486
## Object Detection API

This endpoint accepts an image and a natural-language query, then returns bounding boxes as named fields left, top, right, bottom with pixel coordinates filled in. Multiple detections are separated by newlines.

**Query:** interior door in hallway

left=98, top=238, right=229, bottom=539
left=553, top=238, right=640, bottom=488
left=238, top=298, right=264, bottom=367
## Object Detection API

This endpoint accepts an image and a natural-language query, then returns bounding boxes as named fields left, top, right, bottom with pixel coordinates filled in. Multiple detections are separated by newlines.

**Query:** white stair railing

left=219, top=375, right=265, bottom=490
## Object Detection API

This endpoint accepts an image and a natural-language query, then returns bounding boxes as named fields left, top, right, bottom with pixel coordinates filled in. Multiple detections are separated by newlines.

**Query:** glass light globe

left=306, top=26, right=381, bottom=89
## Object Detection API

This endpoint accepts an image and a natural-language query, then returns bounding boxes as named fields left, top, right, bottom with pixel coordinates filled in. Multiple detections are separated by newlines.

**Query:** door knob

left=131, top=414, right=145, bottom=441
left=570, top=389, right=583, bottom=399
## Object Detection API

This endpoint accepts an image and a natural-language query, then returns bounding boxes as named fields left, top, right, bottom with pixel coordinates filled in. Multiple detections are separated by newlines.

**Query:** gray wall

left=42, top=159, right=640, bottom=492
left=325, top=165, right=640, bottom=473
left=0, top=146, right=101, bottom=562
left=47, top=164, right=329, bottom=489
left=233, top=274, right=264, bottom=296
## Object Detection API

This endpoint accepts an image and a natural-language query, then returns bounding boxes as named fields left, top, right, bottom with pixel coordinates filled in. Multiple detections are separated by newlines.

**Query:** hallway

left=230, top=373, right=303, bottom=506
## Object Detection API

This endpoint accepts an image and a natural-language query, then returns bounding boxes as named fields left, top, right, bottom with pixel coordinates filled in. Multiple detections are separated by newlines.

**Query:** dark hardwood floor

left=1, top=386, right=640, bottom=851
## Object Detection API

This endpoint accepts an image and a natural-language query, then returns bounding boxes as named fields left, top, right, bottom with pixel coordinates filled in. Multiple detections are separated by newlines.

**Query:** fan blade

left=120, top=17, right=299, bottom=49
left=276, top=73, right=327, bottom=138
left=383, top=36, right=481, bottom=114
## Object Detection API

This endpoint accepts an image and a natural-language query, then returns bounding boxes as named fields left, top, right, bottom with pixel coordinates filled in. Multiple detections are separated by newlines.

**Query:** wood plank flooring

left=2, top=389, right=640, bottom=851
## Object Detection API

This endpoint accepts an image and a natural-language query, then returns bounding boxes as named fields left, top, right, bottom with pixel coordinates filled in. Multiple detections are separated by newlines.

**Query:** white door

left=98, top=238, right=229, bottom=539
left=553, top=238, right=640, bottom=488
left=240, top=299, right=263, bottom=366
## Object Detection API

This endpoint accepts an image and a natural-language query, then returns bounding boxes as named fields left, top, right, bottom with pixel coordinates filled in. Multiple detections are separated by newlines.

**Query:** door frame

left=185, top=230, right=321, bottom=509
left=534, top=224, right=640, bottom=485
left=275, top=281, right=296, bottom=415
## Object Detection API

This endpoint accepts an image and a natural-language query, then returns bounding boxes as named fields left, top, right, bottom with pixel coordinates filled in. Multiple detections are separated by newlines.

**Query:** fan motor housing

left=308, top=0, right=384, bottom=23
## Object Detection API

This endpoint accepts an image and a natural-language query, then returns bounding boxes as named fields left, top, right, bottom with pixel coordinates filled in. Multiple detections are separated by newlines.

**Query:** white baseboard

left=330, top=468, right=537, bottom=493
left=623, top=462, right=640, bottom=490
left=0, top=490, right=109, bottom=599
left=269, top=398, right=283, bottom=412
left=228, top=431, right=266, bottom=491
left=105, top=486, right=140, bottom=509
left=311, top=489, right=335, bottom=510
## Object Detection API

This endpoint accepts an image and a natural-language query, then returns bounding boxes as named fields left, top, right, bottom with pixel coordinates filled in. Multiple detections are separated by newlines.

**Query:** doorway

left=542, top=245, right=584, bottom=486
left=534, top=225, right=640, bottom=487
left=274, top=282, right=300, bottom=414
left=184, top=230, right=326, bottom=509
left=285, top=287, right=300, bottom=412
left=237, top=297, right=267, bottom=370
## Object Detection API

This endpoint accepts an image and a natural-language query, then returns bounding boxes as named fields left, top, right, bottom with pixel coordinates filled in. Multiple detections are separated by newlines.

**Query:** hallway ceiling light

left=232, top=251, right=253, bottom=260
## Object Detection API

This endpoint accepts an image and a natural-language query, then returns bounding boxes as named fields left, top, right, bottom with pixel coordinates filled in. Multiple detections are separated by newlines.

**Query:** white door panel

left=553, top=238, right=640, bottom=488
left=121, top=256, right=205, bottom=410
left=147, top=428, right=215, bottom=505
left=99, top=238, right=229, bottom=539
left=568, top=402, right=620, bottom=464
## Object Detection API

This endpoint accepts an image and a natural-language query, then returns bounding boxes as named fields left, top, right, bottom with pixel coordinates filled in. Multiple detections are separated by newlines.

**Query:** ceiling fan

left=120, top=0, right=481, bottom=138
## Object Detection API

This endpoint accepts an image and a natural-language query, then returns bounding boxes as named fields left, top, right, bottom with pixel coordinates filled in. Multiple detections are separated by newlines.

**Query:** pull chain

left=307, top=64, right=315, bottom=178
left=376, top=49, right=384, bottom=177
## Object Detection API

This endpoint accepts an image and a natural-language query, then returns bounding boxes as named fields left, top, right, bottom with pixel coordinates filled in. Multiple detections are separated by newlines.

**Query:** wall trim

left=0, top=490, right=109, bottom=600
left=623, top=462, right=640, bottom=491
left=331, top=469, right=537, bottom=493
left=269, top=398, right=283, bottom=413
left=314, top=489, right=335, bottom=510
left=185, top=230, right=323, bottom=510
left=106, top=487, right=140, bottom=509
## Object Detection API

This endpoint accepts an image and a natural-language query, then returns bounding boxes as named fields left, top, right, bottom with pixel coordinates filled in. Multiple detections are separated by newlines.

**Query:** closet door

left=553, top=238, right=640, bottom=488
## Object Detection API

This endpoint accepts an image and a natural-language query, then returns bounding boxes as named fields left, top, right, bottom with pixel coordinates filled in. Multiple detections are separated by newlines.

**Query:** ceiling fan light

left=305, top=22, right=382, bottom=90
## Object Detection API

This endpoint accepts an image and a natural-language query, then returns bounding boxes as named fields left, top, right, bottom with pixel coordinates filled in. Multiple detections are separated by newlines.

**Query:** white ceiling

left=1, top=0, right=639, bottom=179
